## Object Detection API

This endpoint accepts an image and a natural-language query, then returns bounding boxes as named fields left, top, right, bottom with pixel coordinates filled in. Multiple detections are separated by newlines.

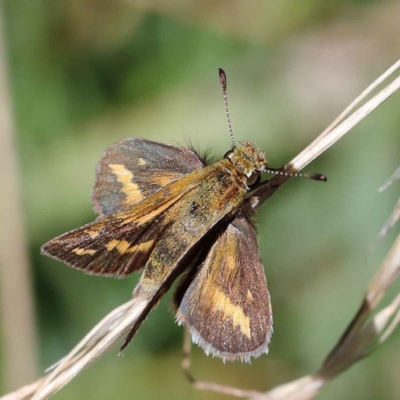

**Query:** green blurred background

left=1, top=0, right=399, bottom=399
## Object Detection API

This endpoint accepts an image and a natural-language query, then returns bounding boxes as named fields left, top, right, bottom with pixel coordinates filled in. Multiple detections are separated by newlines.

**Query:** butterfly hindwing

left=175, top=212, right=273, bottom=362
left=92, top=137, right=205, bottom=216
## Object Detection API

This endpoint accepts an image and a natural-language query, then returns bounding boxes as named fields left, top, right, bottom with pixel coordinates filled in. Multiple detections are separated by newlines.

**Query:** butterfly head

left=218, top=70, right=267, bottom=188
left=225, top=141, right=267, bottom=188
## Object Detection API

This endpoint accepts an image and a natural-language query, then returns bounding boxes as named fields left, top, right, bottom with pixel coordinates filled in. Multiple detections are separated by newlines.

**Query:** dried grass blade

left=31, top=298, right=148, bottom=400
left=374, top=198, right=400, bottom=246
left=255, top=74, right=400, bottom=207
left=322, top=234, right=400, bottom=374
left=379, top=165, right=400, bottom=193
left=319, top=59, right=400, bottom=139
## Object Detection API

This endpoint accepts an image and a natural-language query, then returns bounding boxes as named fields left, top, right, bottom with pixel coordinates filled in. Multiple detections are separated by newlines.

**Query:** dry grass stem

left=379, top=165, right=400, bottom=193
left=379, top=298, right=400, bottom=343
left=318, top=59, right=400, bottom=140
left=30, top=298, right=149, bottom=400
left=2, top=59, right=400, bottom=400
left=366, top=235, right=400, bottom=307
left=255, top=61, right=400, bottom=206
left=321, top=233, right=400, bottom=375
left=31, top=299, right=139, bottom=397
left=374, top=164, right=400, bottom=246
left=0, top=6, right=39, bottom=390
left=0, top=380, right=46, bottom=400
left=248, top=234, right=400, bottom=400
left=373, top=198, right=400, bottom=249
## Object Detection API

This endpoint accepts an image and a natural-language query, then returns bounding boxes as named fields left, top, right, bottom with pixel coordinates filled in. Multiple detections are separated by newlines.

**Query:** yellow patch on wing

left=247, top=290, right=253, bottom=302
left=210, top=287, right=251, bottom=339
left=87, top=230, right=100, bottom=239
left=109, top=164, right=144, bottom=205
left=106, top=239, right=119, bottom=251
left=225, top=252, right=237, bottom=271
left=192, top=226, right=251, bottom=339
left=211, top=288, right=251, bottom=339
left=105, top=239, right=155, bottom=255
left=137, top=158, right=146, bottom=166
left=126, top=239, right=155, bottom=253
left=116, top=240, right=130, bottom=254
left=73, top=248, right=97, bottom=256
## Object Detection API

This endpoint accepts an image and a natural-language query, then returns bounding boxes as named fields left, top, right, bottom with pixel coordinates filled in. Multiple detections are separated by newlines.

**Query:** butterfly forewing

left=42, top=159, right=246, bottom=280
left=42, top=169, right=201, bottom=276
left=43, top=139, right=207, bottom=276
left=92, top=137, right=204, bottom=217
left=42, top=217, right=160, bottom=277
left=175, top=212, right=273, bottom=362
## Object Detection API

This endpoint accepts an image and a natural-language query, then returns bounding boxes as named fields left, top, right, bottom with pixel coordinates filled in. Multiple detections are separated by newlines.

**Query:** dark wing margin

left=174, top=213, right=273, bottom=362
left=91, top=137, right=205, bottom=217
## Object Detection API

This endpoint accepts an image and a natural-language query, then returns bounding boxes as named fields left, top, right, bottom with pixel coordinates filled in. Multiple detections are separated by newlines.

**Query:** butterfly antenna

left=265, top=167, right=327, bottom=182
left=218, top=68, right=236, bottom=149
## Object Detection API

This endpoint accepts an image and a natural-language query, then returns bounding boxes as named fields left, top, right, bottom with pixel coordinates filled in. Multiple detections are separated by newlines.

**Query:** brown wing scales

left=41, top=215, right=165, bottom=277
left=92, top=137, right=204, bottom=216
left=41, top=168, right=204, bottom=277
left=175, top=213, right=273, bottom=362
left=42, top=160, right=244, bottom=279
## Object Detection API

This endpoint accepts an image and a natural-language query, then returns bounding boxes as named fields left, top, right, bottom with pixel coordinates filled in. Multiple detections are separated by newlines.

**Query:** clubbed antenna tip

left=309, top=173, right=327, bottom=182
left=218, top=68, right=227, bottom=91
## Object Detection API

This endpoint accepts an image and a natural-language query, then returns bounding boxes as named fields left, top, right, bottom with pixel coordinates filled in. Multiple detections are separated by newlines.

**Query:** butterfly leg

left=181, top=327, right=263, bottom=398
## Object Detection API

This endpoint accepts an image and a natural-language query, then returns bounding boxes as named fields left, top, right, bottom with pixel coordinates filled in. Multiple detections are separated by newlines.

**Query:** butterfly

left=42, top=69, right=326, bottom=362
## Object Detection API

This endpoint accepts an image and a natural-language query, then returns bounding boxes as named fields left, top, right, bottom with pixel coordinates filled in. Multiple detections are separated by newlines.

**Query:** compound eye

left=224, top=150, right=234, bottom=160
left=247, top=171, right=261, bottom=188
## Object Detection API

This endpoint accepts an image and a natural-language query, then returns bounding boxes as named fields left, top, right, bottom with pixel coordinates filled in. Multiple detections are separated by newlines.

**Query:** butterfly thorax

left=225, top=141, right=267, bottom=189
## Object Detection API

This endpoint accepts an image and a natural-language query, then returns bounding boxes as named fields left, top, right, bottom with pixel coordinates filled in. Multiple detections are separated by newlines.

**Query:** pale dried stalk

left=31, top=298, right=148, bottom=400
left=379, top=299, right=400, bottom=343
left=318, top=59, right=400, bottom=140
left=254, top=69, right=400, bottom=206
left=2, top=59, right=400, bottom=400
left=322, top=235, right=400, bottom=374
left=372, top=199, right=400, bottom=250
left=375, top=165, right=400, bottom=245
left=0, top=4, right=39, bottom=390
left=379, top=165, right=400, bottom=193
left=249, top=234, right=400, bottom=400
left=1, top=380, right=46, bottom=400
left=0, top=298, right=147, bottom=400
left=32, top=299, right=139, bottom=398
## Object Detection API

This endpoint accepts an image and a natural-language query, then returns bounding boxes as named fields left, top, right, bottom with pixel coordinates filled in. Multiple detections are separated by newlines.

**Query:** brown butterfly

left=42, top=69, right=326, bottom=362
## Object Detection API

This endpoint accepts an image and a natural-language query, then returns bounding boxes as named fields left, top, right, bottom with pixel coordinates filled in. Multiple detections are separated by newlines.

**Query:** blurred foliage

left=1, top=0, right=399, bottom=399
